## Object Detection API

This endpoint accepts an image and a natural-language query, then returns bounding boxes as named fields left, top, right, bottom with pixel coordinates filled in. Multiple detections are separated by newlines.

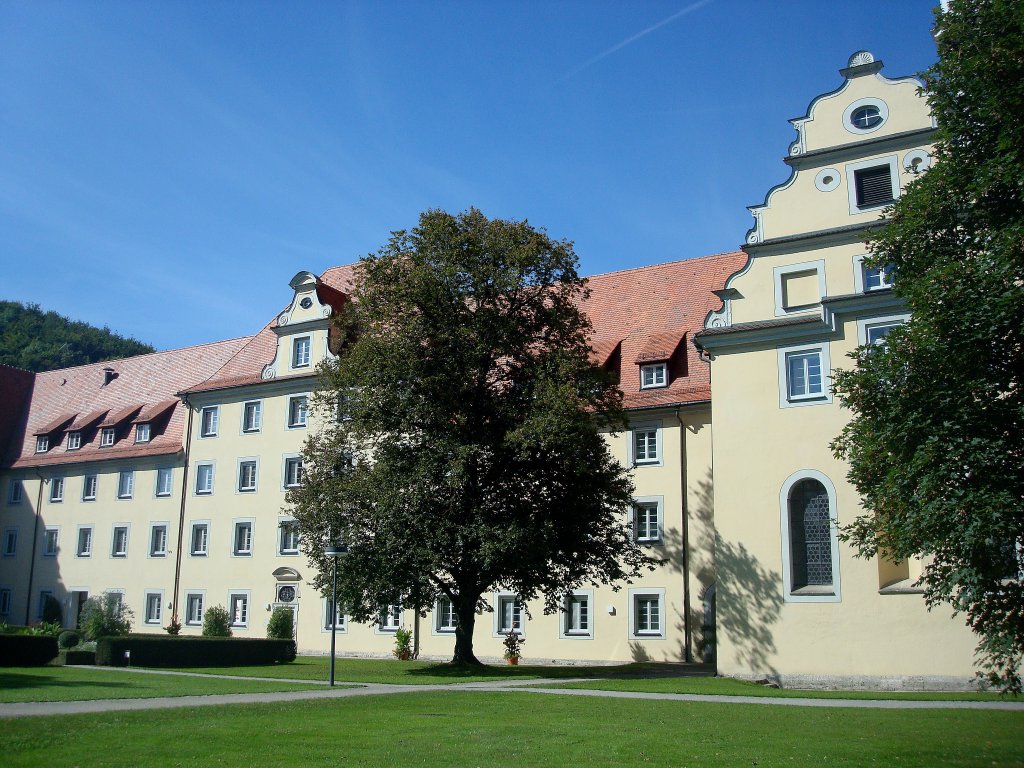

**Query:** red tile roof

left=5, top=336, right=251, bottom=469
left=580, top=250, right=747, bottom=409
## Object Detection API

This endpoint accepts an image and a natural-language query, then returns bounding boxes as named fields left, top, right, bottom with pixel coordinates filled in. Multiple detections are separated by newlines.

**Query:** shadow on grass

left=0, top=672, right=137, bottom=691
left=404, top=661, right=714, bottom=681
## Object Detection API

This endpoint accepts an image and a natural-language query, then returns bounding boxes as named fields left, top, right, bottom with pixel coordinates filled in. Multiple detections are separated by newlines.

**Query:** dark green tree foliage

left=0, top=301, right=154, bottom=372
left=289, top=208, right=655, bottom=664
left=831, top=0, right=1024, bottom=691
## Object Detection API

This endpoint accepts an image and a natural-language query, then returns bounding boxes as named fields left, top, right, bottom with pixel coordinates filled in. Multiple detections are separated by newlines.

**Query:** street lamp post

left=324, top=543, right=348, bottom=687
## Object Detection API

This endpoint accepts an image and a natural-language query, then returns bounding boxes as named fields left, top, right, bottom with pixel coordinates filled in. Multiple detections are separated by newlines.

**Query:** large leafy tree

left=289, top=208, right=655, bottom=664
left=832, top=0, right=1024, bottom=691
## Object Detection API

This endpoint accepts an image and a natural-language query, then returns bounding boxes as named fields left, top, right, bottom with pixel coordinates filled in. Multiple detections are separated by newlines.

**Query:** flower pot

left=507, top=656, right=519, bottom=666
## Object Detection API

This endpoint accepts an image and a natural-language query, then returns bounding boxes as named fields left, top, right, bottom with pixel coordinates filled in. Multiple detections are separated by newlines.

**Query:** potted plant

left=502, top=631, right=523, bottom=665
left=393, top=627, right=413, bottom=660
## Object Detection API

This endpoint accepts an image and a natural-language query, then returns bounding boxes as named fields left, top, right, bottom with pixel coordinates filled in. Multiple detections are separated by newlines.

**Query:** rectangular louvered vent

left=854, top=165, right=895, bottom=208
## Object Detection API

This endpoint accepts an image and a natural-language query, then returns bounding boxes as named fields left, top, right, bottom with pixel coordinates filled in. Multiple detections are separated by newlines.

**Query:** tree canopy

left=831, top=0, right=1024, bottom=691
left=288, top=208, right=656, bottom=664
left=0, top=301, right=154, bottom=372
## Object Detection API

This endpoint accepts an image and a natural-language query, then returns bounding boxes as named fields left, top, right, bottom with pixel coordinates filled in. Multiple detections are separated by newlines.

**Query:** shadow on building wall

left=664, top=471, right=782, bottom=674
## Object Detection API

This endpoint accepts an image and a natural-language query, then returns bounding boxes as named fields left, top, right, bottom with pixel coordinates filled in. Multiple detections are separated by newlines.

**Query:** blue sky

left=1, top=0, right=941, bottom=351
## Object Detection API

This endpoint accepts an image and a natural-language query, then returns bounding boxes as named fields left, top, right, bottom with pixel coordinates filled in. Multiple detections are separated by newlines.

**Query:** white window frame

left=189, top=521, right=209, bottom=556
left=292, top=336, right=312, bottom=369
left=37, top=589, right=54, bottom=620
left=242, top=400, right=262, bottom=433
left=236, top=458, right=259, bottom=494
left=155, top=467, right=173, bottom=498
left=49, top=477, right=64, bottom=503
left=135, top=423, right=151, bottom=444
left=194, top=462, right=215, bottom=495
left=117, top=470, right=134, bottom=500
left=773, top=259, right=826, bottom=316
left=35, top=436, right=49, bottom=453
left=640, top=362, right=668, bottom=389
left=185, top=591, right=206, bottom=626
left=287, top=395, right=309, bottom=429
left=778, top=342, right=833, bottom=408
left=629, top=422, right=662, bottom=467
left=433, top=595, right=457, bottom=635
left=76, top=526, right=93, bottom=558
left=111, top=524, right=130, bottom=558
left=847, top=155, right=900, bottom=214
left=0, top=587, right=11, bottom=616
left=200, top=406, right=219, bottom=438
left=7, top=480, right=23, bottom=505
left=2, top=528, right=17, bottom=557
left=149, top=523, right=169, bottom=558
left=67, top=431, right=82, bottom=450
left=43, top=527, right=59, bottom=557
left=282, top=455, right=304, bottom=489
left=323, top=597, right=348, bottom=632
left=100, top=428, right=116, bottom=447
left=559, top=589, right=594, bottom=640
left=83, top=474, right=98, bottom=501
left=493, top=593, right=524, bottom=637
left=628, top=587, right=666, bottom=639
left=144, top=590, right=164, bottom=625
left=376, top=599, right=403, bottom=633
left=278, top=518, right=299, bottom=555
left=843, top=97, right=889, bottom=135
left=857, top=313, right=910, bottom=347
left=852, top=254, right=895, bottom=293
left=229, top=591, right=250, bottom=628
left=779, top=470, right=842, bottom=603
left=232, top=519, right=254, bottom=557
left=632, top=495, right=664, bottom=544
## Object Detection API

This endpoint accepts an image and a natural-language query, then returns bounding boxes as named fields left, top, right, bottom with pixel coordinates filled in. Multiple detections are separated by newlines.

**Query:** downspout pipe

left=24, top=470, right=46, bottom=625
left=676, top=407, right=693, bottom=663
left=170, top=396, right=195, bottom=626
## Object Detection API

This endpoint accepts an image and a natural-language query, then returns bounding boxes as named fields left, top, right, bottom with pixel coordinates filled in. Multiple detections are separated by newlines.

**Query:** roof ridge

left=30, top=335, right=255, bottom=377
left=585, top=250, right=746, bottom=281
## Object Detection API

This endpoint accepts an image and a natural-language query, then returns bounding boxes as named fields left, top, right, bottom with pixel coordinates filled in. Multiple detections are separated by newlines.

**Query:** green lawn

left=0, top=666, right=327, bottom=703
left=2, top=691, right=1022, bottom=767
left=155, top=655, right=645, bottom=685
left=536, top=675, right=1012, bottom=702
left=162, top=656, right=1009, bottom=701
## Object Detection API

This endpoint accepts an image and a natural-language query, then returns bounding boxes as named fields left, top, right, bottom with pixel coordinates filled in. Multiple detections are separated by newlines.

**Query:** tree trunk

left=451, top=599, right=482, bottom=665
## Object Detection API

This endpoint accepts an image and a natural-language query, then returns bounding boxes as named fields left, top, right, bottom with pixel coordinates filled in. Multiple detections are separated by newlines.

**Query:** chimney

left=102, top=367, right=117, bottom=386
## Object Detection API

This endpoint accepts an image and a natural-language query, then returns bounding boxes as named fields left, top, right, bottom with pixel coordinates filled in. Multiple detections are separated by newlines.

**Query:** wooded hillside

left=0, top=301, right=155, bottom=372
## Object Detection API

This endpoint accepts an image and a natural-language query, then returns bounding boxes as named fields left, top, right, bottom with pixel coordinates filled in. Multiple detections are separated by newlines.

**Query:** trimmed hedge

left=0, top=633, right=59, bottom=666
left=96, top=634, right=296, bottom=667
left=60, top=649, right=96, bottom=665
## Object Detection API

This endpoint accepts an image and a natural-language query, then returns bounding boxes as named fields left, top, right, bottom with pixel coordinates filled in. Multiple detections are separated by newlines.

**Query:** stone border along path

left=2, top=667, right=1022, bottom=718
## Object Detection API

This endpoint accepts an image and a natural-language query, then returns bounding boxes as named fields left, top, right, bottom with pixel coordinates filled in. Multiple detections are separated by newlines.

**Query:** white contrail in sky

left=562, top=0, right=715, bottom=80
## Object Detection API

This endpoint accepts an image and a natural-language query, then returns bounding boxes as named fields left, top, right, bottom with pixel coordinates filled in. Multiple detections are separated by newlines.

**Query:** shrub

left=41, top=594, right=63, bottom=625
left=0, top=633, right=59, bottom=666
left=59, top=648, right=96, bottom=665
left=28, top=621, right=63, bottom=636
left=393, top=627, right=413, bottom=660
left=164, top=618, right=182, bottom=635
left=96, top=635, right=295, bottom=667
left=58, top=629, right=81, bottom=649
left=80, top=594, right=133, bottom=641
left=266, top=607, right=294, bottom=640
left=202, top=605, right=232, bottom=637
left=502, top=631, right=524, bottom=660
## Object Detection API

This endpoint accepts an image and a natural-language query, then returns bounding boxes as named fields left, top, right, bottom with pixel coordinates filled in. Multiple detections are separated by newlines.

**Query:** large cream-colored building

left=0, top=52, right=979, bottom=685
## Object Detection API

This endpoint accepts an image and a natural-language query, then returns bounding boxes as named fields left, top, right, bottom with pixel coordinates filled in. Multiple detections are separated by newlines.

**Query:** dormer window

left=35, top=436, right=49, bottom=453
left=135, top=423, right=151, bottom=443
left=640, top=363, right=668, bottom=389
left=100, top=428, right=116, bottom=447
left=67, top=432, right=82, bottom=450
left=292, top=336, right=311, bottom=369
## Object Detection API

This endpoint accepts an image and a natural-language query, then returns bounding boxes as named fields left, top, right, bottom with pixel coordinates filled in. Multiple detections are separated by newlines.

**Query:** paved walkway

left=2, top=667, right=1023, bottom=718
